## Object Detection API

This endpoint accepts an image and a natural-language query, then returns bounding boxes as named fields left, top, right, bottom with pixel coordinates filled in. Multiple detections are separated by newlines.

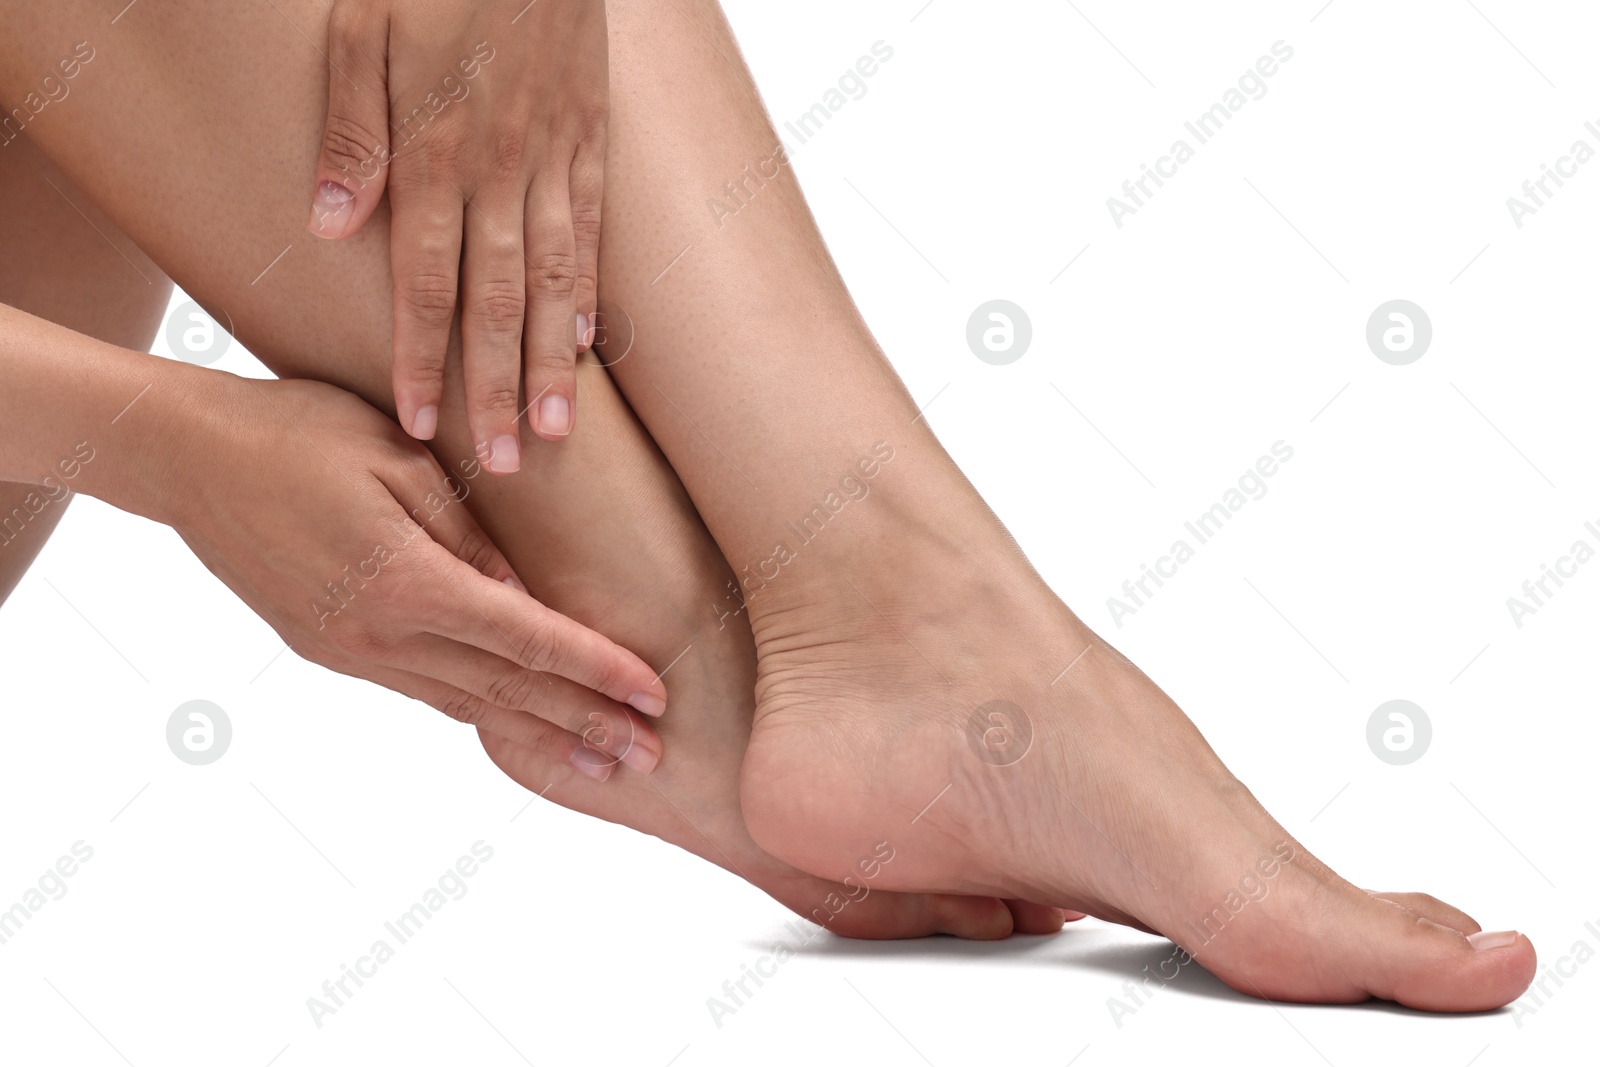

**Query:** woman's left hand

left=307, top=0, right=609, bottom=470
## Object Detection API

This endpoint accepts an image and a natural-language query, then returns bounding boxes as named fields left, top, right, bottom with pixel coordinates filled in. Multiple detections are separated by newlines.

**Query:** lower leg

left=0, top=0, right=1041, bottom=938
left=477, top=357, right=1056, bottom=938
left=0, top=1, right=1534, bottom=998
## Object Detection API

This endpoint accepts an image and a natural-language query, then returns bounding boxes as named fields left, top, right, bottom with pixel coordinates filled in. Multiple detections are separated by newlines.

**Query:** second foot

left=739, top=551, right=1537, bottom=1011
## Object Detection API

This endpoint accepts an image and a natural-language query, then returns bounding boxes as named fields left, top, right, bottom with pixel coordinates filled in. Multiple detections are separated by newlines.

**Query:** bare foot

left=479, top=599, right=1068, bottom=940
left=471, top=365, right=1066, bottom=940
left=737, top=456, right=1536, bottom=1010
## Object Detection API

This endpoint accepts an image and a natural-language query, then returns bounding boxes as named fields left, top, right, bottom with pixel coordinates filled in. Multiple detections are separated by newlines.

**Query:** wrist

left=70, top=357, right=247, bottom=530
left=0, top=301, right=251, bottom=531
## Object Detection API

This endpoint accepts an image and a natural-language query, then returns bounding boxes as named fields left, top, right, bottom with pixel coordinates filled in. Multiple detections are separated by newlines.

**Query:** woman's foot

left=478, top=611, right=1069, bottom=940
left=470, top=363, right=1065, bottom=941
left=737, top=453, right=1537, bottom=1009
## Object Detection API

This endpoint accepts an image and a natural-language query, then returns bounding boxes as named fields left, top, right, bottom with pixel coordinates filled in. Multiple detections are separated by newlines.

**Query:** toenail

left=1467, top=930, right=1519, bottom=951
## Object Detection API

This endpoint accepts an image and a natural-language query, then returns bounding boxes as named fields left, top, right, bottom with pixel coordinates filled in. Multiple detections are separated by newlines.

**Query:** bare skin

left=0, top=0, right=1043, bottom=940
left=0, top=136, right=170, bottom=602
left=473, top=357, right=1066, bottom=938
left=582, top=1, right=1538, bottom=1012
left=0, top=0, right=1535, bottom=1004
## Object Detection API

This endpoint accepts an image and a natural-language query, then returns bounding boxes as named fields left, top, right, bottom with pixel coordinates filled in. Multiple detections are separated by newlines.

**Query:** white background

left=2, top=1, right=1597, bottom=1064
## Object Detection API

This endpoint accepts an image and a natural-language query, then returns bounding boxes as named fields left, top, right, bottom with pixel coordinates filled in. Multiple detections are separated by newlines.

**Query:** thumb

left=308, top=3, right=392, bottom=241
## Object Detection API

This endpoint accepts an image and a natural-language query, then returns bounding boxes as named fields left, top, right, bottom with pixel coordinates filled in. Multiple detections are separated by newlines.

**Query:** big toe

left=1334, top=891, right=1534, bottom=1011
left=1196, top=873, right=1535, bottom=1011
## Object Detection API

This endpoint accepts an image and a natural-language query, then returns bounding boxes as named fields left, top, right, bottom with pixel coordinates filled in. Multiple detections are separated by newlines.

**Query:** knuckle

left=469, top=279, right=527, bottom=332
left=392, top=135, right=463, bottom=186
left=453, top=526, right=501, bottom=575
left=533, top=350, right=576, bottom=375
left=398, top=346, right=448, bottom=386
left=438, top=690, right=491, bottom=727
left=331, top=625, right=388, bottom=662
left=321, top=113, right=382, bottom=172
left=585, top=649, right=625, bottom=695
left=485, top=669, right=541, bottom=712
left=490, top=126, right=529, bottom=173
left=417, top=127, right=467, bottom=170
left=528, top=250, right=579, bottom=297
left=328, top=1, right=375, bottom=42
left=386, top=156, right=433, bottom=191
left=399, top=271, right=458, bottom=326
left=512, top=618, right=561, bottom=672
left=471, top=380, right=524, bottom=416
left=574, top=102, right=609, bottom=141
left=570, top=204, right=602, bottom=255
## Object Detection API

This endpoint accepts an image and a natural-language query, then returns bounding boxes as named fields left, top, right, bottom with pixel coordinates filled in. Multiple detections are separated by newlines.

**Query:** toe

left=820, top=891, right=1014, bottom=941
left=1199, top=873, right=1535, bottom=1011
left=930, top=894, right=1016, bottom=940
left=1335, top=891, right=1534, bottom=1011
left=1005, top=899, right=1070, bottom=935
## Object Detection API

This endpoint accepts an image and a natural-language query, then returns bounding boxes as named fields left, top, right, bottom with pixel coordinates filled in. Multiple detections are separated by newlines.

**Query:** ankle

left=735, top=443, right=1056, bottom=638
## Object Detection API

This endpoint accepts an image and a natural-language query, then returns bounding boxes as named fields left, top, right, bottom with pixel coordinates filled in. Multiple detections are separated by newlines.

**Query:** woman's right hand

left=165, top=374, right=663, bottom=779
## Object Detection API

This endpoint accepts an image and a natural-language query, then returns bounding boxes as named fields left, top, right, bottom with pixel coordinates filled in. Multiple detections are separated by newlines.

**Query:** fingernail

left=502, top=574, right=528, bottom=594
left=619, top=742, right=659, bottom=775
left=627, top=691, right=666, bottom=717
left=577, top=313, right=593, bottom=350
left=1467, top=930, right=1519, bottom=951
left=410, top=404, right=438, bottom=441
left=485, top=434, right=520, bottom=474
left=309, top=180, right=355, bottom=239
left=568, top=747, right=613, bottom=781
left=538, top=394, right=572, bottom=437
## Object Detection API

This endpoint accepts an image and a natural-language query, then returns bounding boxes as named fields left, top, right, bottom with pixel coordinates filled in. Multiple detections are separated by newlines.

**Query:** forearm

left=0, top=300, right=213, bottom=527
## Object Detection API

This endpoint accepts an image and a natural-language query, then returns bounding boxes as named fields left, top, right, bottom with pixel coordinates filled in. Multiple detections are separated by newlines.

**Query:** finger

left=395, top=476, right=528, bottom=592
left=460, top=186, right=529, bottom=472
left=310, top=2, right=392, bottom=240
left=569, top=138, right=604, bottom=355
left=423, top=546, right=669, bottom=716
left=402, top=633, right=660, bottom=773
left=522, top=174, right=579, bottom=440
left=479, top=722, right=616, bottom=788
left=389, top=176, right=465, bottom=443
left=377, top=664, right=616, bottom=782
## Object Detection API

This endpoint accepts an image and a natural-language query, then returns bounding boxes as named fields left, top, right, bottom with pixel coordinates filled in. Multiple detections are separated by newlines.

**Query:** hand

left=307, top=0, right=609, bottom=472
left=167, top=375, right=664, bottom=777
